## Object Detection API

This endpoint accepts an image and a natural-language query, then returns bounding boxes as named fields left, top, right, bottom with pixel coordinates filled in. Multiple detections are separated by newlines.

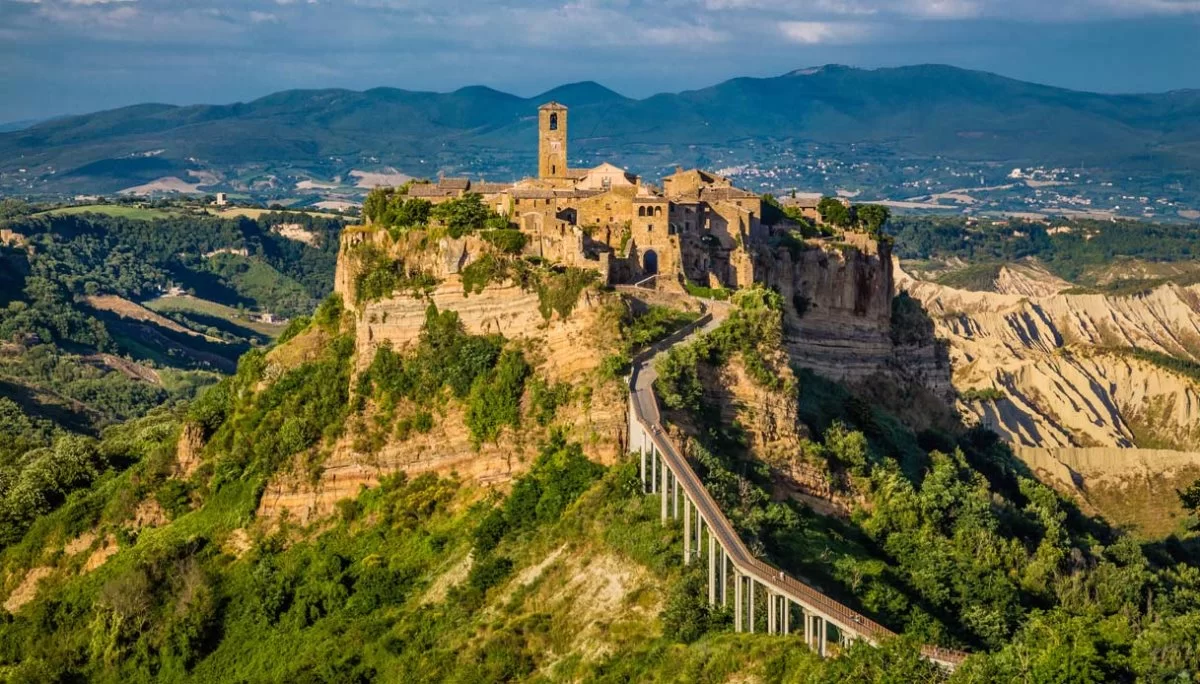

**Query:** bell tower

left=538, top=102, right=568, bottom=180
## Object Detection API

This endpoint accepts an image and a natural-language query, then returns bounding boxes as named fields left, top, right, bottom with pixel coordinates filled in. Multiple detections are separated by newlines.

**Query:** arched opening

left=643, top=249, right=658, bottom=275
left=549, top=113, right=558, bottom=130
left=654, top=206, right=663, bottom=217
left=638, top=206, right=646, bottom=217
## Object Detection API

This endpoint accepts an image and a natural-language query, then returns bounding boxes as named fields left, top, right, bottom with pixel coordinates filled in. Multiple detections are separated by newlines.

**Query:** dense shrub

left=352, top=245, right=437, bottom=305
left=536, top=267, right=596, bottom=320
left=480, top=229, right=528, bottom=255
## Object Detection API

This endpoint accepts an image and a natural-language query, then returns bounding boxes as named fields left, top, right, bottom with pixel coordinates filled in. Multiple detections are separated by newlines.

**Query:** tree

left=430, top=193, right=493, bottom=238
left=1180, top=479, right=1200, bottom=514
left=817, top=197, right=853, bottom=228
left=856, top=203, right=891, bottom=237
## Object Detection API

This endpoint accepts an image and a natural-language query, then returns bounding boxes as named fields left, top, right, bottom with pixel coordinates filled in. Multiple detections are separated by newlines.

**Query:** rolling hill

left=2, top=64, right=1199, bottom=195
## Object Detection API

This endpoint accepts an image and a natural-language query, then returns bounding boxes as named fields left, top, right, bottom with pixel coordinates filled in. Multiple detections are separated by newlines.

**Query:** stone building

left=392, top=101, right=784, bottom=291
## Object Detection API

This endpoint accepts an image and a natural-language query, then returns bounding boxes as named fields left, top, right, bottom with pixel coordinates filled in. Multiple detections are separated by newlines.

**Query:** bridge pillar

left=683, top=495, right=691, bottom=564
left=720, top=550, right=728, bottom=607
left=672, top=474, right=679, bottom=519
left=783, top=598, right=790, bottom=635
left=734, top=572, right=743, bottom=632
left=748, top=579, right=755, bottom=634
left=651, top=445, right=657, bottom=494
left=767, top=591, right=775, bottom=634
left=659, top=457, right=668, bottom=524
left=819, top=616, right=827, bottom=657
left=707, top=535, right=717, bottom=605
left=639, top=448, right=646, bottom=491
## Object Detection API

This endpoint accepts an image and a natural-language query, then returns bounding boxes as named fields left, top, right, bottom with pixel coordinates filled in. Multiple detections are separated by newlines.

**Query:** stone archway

left=643, top=249, right=658, bottom=275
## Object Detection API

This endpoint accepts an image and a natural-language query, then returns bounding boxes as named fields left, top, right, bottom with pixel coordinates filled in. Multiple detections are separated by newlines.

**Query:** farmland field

left=35, top=204, right=182, bottom=220
left=143, top=294, right=289, bottom=338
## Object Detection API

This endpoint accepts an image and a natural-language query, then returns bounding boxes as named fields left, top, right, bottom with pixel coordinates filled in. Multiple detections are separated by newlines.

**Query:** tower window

left=551, top=165, right=556, bottom=176
left=549, top=113, right=558, bottom=131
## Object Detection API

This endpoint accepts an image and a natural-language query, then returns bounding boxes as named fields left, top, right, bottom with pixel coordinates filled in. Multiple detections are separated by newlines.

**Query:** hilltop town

left=364, top=102, right=875, bottom=294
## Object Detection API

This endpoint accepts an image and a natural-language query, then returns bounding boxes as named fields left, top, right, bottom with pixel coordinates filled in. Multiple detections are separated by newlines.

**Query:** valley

left=3, top=120, right=1200, bottom=680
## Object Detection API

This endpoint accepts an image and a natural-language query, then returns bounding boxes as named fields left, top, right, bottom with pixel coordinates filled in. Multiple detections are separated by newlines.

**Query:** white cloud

left=779, top=20, right=873, bottom=44
left=249, top=10, right=277, bottom=23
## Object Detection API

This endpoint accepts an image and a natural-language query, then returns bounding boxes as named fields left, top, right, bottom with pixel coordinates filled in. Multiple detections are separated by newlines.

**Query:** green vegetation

left=431, top=193, right=510, bottom=238
left=684, top=280, right=731, bottom=301
left=480, top=229, right=528, bottom=255
left=351, top=243, right=438, bottom=305
left=143, top=296, right=287, bottom=340
left=536, top=267, right=597, bottom=321
left=201, top=334, right=355, bottom=482
left=935, top=263, right=1004, bottom=291
left=658, top=306, right=1200, bottom=680
left=1103, top=346, right=1200, bottom=384
left=37, top=204, right=182, bottom=220
left=460, top=253, right=512, bottom=295
left=0, top=209, right=344, bottom=472
left=656, top=287, right=786, bottom=414
left=356, top=305, right=537, bottom=447
left=362, top=185, right=431, bottom=229
left=890, top=292, right=937, bottom=346
left=890, top=215, right=1200, bottom=285
left=959, top=386, right=1007, bottom=402
left=624, top=305, right=700, bottom=349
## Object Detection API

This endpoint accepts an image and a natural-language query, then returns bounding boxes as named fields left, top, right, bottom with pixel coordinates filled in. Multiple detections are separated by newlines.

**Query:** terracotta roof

left=438, top=177, right=470, bottom=190
left=781, top=196, right=821, bottom=209
left=663, top=168, right=729, bottom=185
left=511, top=189, right=559, bottom=200
left=540, top=101, right=568, bottom=110
left=472, top=182, right=512, bottom=194
left=701, top=187, right=759, bottom=201
left=564, top=168, right=590, bottom=179
left=407, top=184, right=457, bottom=198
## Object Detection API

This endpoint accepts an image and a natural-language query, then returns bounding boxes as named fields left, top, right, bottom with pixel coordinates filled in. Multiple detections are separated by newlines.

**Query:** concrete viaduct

left=626, top=307, right=967, bottom=671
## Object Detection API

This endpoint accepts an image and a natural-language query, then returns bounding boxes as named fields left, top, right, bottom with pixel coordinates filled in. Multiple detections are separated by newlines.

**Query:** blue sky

left=1, top=0, right=1198, bottom=122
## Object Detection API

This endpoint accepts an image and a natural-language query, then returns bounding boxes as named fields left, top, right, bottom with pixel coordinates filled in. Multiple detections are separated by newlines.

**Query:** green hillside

left=2, top=288, right=1199, bottom=682
left=0, top=203, right=346, bottom=449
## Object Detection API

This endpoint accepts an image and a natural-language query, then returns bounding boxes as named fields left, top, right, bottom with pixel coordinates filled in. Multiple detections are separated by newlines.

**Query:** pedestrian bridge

left=627, top=309, right=967, bottom=670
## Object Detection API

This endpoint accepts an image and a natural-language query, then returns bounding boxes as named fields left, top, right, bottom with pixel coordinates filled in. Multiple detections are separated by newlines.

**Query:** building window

left=638, top=206, right=646, bottom=217
left=551, top=164, right=556, bottom=175
left=549, top=113, right=558, bottom=131
left=647, top=224, right=653, bottom=232
left=654, top=206, right=663, bottom=217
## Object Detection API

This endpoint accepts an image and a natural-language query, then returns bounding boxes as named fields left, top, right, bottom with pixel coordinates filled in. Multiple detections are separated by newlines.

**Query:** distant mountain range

left=2, top=64, right=1199, bottom=198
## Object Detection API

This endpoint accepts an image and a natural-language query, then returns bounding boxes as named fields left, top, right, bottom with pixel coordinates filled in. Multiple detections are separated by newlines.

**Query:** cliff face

left=259, top=382, right=628, bottom=524
left=757, top=237, right=897, bottom=383
left=356, top=279, right=614, bottom=382
left=257, top=229, right=628, bottom=523
left=1015, top=446, right=1200, bottom=536
left=899, top=268, right=1200, bottom=450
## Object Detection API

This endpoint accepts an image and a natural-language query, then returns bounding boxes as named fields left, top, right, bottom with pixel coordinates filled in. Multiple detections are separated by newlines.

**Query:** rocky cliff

left=756, top=236, right=896, bottom=383
left=898, top=267, right=1200, bottom=451
left=256, top=228, right=629, bottom=523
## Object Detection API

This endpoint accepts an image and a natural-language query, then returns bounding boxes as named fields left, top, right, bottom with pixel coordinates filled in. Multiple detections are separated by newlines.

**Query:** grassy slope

left=35, top=205, right=182, bottom=220
left=144, top=295, right=288, bottom=338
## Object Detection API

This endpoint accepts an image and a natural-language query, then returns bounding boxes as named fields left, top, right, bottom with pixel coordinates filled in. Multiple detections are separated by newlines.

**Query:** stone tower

left=538, top=102, right=568, bottom=180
